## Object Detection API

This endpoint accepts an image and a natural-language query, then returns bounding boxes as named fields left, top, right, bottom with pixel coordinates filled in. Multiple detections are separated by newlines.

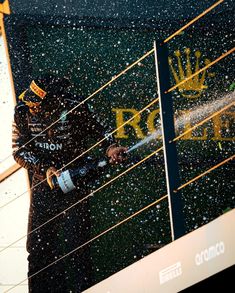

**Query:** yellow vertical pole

left=0, top=0, right=11, bottom=15
left=0, top=6, right=16, bottom=104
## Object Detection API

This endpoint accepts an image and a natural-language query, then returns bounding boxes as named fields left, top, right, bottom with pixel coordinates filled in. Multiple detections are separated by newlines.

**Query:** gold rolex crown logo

left=168, top=48, right=215, bottom=98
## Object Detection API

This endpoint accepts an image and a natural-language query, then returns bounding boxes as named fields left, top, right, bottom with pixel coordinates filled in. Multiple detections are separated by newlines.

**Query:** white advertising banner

left=84, top=209, right=235, bottom=293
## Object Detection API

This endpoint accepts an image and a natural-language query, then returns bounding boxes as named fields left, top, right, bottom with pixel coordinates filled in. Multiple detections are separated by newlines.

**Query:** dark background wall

left=3, top=0, right=235, bottom=289
left=7, top=0, right=233, bottom=20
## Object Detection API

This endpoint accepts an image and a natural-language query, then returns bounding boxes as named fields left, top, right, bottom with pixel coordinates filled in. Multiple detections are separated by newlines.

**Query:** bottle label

left=57, top=170, right=76, bottom=193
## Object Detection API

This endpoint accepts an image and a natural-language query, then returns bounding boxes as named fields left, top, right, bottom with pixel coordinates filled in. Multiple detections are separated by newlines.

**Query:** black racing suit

left=12, top=95, right=114, bottom=292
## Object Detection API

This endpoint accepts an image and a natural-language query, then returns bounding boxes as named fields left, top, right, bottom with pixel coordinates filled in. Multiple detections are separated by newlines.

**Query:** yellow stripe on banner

left=164, top=0, right=224, bottom=43
left=0, top=0, right=11, bottom=14
left=176, top=154, right=235, bottom=192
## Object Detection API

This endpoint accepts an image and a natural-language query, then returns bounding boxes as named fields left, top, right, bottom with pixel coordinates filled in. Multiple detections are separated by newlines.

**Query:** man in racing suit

left=12, top=74, right=126, bottom=292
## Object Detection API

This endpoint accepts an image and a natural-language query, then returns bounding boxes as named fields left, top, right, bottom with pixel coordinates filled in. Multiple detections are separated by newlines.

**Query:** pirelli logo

left=30, top=80, right=47, bottom=99
left=159, top=261, right=182, bottom=285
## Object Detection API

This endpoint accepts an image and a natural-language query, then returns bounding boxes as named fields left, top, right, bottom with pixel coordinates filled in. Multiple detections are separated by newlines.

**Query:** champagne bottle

left=51, top=159, right=108, bottom=194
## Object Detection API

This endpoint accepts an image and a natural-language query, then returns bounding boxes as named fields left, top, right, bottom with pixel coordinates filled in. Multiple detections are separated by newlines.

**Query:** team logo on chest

left=35, top=142, right=63, bottom=151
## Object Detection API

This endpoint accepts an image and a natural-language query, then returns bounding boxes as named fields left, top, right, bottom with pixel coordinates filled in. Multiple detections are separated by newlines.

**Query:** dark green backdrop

left=4, top=0, right=234, bottom=288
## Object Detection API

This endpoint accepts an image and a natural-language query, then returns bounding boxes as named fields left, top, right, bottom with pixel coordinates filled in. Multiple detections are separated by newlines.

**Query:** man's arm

left=78, top=102, right=127, bottom=163
left=12, top=103, right=48, bottom=176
